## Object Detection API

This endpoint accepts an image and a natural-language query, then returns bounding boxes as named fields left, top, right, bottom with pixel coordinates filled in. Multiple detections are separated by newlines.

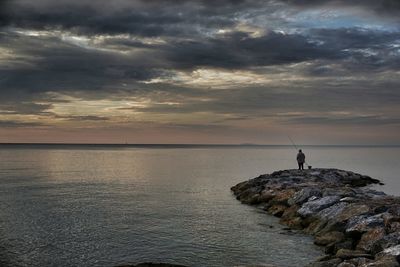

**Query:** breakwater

left=231, top=169, right=400, bottom=267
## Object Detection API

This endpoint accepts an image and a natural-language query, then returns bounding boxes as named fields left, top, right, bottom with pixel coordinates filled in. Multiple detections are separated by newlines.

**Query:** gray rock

left=357, top=227, right=386, bottom=252
left=298, top=196, right=341, bottom=217
left=380, top=245, right=400, bottom=257
left=231, top=168, right=396, bottom=267
left=371, top=232, right=400, bottom=254
left=346, top=214, right=385, bottom=234
left=288, top=187, right=322, bottom=206
left=318, top=202, right=349, bottom=221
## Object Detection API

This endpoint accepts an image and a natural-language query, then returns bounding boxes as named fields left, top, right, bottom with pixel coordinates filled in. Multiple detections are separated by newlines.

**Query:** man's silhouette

left=297, top=149, right=305, bottom=170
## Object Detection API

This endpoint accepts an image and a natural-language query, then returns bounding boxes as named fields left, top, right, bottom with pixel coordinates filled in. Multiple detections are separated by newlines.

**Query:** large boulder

left=357, top=227, right=386, bottom=252
left=288, top=187, right=322, bottom=206
left=298, top=196, right=341, bottom=217
left=346, top=214, right=385, bottom=234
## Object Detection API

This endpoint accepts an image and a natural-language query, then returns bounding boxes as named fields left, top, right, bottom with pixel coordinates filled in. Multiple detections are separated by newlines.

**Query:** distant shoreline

left=1, top=143, right=399, bottom=148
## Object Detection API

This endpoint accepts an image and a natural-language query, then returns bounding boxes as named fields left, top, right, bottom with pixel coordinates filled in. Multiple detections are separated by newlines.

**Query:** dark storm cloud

left=0, top=31, right=164, bottom=96
left=1, top=0, right=258, bottom=36
left=0, top=0, right=11, bottom=26
left=54, top=115, right=110, bottom=121
left=2, top=0, right=399, bottom=37
left=128, top=78, right=400, bottom=118
left=4, top=26, right=392, bottom=100
left=1, top=0, right=400, bottom=132
left=0, top=102, right=52, bottom=115
left=280, top=0, right=400, bottom=16
left=0, top=120, right=47, bottom=128
left=283, top=115, right=400, bottom=126
left=164, top=31, right=343, bottom=69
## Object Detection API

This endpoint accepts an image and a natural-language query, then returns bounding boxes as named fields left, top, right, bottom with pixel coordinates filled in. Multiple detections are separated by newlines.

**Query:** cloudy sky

left=0, top=0, right=399, bottom=144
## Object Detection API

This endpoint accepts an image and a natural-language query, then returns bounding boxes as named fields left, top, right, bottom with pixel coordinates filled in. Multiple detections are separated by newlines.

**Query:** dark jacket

left=297, top=152, right=305, bottom=163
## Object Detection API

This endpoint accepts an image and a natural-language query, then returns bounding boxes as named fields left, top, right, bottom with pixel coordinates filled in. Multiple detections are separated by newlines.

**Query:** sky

left=0, top=0, right=400, bottom=144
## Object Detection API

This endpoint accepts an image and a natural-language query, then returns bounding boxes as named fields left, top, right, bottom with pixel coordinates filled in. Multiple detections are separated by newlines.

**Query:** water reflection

left=0, top=146, right=398, bottom=266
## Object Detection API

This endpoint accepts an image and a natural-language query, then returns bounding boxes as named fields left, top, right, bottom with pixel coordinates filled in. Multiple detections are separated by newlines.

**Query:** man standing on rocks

left=297, top=149, right=305, bottom=170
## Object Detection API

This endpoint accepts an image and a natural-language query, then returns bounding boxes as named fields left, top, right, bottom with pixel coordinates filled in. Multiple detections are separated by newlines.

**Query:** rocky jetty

left=231, top=169, right=400, bottom=267
left=117, top=263, right=188, bottom=267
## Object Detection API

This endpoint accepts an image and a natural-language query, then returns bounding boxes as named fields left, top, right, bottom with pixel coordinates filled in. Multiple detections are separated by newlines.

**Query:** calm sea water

left=0, top=145, right=399, bottom=267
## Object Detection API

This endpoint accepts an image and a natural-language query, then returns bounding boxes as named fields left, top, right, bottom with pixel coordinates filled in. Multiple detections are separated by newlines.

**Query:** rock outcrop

left=231, top=169, right=400, bottom=267
left=117, top=263, right=188, bottom=267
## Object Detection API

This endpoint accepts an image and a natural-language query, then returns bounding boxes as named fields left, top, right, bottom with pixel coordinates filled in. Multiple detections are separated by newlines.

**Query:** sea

left=0, top=144, right=399, bottom=267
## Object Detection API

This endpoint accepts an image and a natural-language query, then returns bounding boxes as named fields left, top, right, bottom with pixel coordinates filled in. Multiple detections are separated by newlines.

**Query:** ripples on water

left=0, top=145, right=399, bottom=266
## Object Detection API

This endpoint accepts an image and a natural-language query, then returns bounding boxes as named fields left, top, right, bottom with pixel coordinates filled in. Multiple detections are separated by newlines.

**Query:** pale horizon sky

left=1, top=0, right=400, bottom=144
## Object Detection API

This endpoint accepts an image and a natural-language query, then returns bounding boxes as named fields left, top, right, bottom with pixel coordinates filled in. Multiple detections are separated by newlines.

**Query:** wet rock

left=267, top=204, right=287, bottom=217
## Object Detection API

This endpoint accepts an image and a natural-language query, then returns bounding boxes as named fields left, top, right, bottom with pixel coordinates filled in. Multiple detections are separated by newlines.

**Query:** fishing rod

left=287, top=135, right=311, bottom=168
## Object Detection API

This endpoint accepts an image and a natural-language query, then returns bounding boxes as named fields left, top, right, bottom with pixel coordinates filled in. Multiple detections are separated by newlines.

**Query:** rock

left=346, top=214, right=385, bottom=234
left=371, top=232, right=400, bottom=254
left=267, top=204, right=287, bottom=217
left=388, top=205, right=400, bottom=217
left=306, top=258, right=342, bottom=267
left=388, top=222, right=400, bottom=233
left=325, top=239, right=354, bottom=255
left=305, top=202, right=349, bottom=234
left=281, top=216, right=304, bottom=229
left=347, top=257, right=373, bottom=266
left=336, top=249, right=373, bottom=259
left=280, top=205, right=305, bottom=229
left=231, top=168, right=395, bottom=267
left=270, top=189, right=296, bottom=205
left=337, top=262, right=356, bottom=267
left=258, top=190, right=276, bottom=203
left=288, top=187, right=322, bottom=206
left=336, top=204, right=371, bottom=223
left=380, top=245, right=400, bottom=257
left=117, top=263, right=188, bottom=267
left=357, top=228, right=386, bottom=252
left=242, top=193, right=262, bottom=205
left=315, top=231, right=345, bottom=246
left=315, top=255, right=334, bottom=262
left=298, top=196, right=341, bottom=217
left=360, top=256, right=399, bottom=267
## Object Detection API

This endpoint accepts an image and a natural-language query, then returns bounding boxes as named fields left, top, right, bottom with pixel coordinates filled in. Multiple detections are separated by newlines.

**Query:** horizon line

left=0, top=143, right=399, bottom=147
